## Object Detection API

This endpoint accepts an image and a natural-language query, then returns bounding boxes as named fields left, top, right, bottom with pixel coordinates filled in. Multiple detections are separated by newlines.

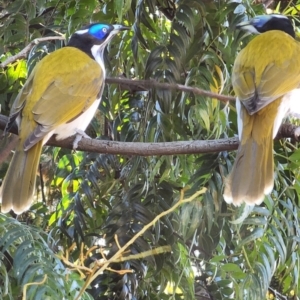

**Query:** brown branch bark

left=0, top=113, right=237, bottom=155
left=105, top=78, right=235, bottom=102
left=0, top=114, right=299, bottom=156
left=49, top=135, right=239, bottom=155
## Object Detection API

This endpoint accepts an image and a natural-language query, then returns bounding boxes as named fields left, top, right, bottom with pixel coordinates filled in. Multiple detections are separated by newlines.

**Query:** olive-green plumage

left=1, top=141, right=43, bottom=213
left=1, top=47, right=103, bottom=214
left=224, top=16, right=300, bottom=205
left=0, top=23, right=129, bottom=214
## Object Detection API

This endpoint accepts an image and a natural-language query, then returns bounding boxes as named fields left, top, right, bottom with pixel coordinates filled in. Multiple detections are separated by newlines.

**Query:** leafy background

left=1, top=0, right=300, bottom=299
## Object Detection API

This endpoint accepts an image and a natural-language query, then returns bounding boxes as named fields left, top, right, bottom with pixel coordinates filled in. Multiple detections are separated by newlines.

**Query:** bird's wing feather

left=19, top=47, right=103, bottom=149
left=5, top=71, right=35, bottom=133
left=232, top=31, right=300, bottom=115
left=32, top=71, right=102, bottom=126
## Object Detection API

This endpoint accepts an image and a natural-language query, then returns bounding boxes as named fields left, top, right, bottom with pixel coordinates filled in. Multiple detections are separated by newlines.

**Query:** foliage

left=1, top=0, right=300, bottom=299
left=0, top=214, right=93, bottom=299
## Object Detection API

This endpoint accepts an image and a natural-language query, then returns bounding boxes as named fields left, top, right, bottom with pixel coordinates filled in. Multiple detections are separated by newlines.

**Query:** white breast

left=273, top=88, right=300, bottom=138
left=47, top=98, right=100, bottom=141
left=41, top=46, right=105, bottom=144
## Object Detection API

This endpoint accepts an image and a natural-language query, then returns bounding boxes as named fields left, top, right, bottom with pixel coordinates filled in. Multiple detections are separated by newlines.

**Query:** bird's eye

left=102, top=28, right=107, bottom=33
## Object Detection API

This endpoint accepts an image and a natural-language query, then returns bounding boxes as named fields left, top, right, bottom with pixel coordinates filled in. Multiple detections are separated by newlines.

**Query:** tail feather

left=224, top=134, right=274, bottom=205
left=0, top=140, right=43, bottom=214
left=224, top=99, right=281, bottom=205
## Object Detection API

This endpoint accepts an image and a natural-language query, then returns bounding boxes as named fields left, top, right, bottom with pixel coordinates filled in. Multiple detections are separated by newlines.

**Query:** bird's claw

left=73, top=129, right=91, bottom=149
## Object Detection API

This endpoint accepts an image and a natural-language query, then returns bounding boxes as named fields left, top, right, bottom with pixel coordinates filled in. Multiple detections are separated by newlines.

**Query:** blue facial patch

left=252, top=15, right=271, bottom=28
left=89, top=24, right=111, bottom=40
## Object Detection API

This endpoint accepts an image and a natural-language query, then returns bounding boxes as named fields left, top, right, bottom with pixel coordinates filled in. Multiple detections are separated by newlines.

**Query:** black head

left=67, top=23, right=130, bottom=60
left=236, top=14, right=295, bottom=38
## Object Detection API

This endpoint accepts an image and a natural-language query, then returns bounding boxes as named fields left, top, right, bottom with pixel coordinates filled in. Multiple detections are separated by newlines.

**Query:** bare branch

left=0, top=36, right=65, bottom=68
left=0, top=114, right=236, bottom=154
left=49, top=135, right=239, bottom=155
left=77, top=188, right=207, bottom=299
left=0, top=37, right=234, bottom=102
left=106, top=77, right=235, bottom=102
left=1, top=113, right=299, bottom=156
left=0, top=113, right=237, bottom=155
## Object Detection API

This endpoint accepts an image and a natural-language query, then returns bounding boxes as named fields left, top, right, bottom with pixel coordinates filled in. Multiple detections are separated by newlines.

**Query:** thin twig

left=115, top=234, right=122, bottom=250
left=106, top=77, right=235, bottom=102
left=268, top=286, right=288, bottom=300
left=58, top=243, right=171, bottom=284
left=112, top=245, right=172, bottom=262
left=105, top=267, right=134, bottom=275
left=0, top=36, right=65, bottom=68
left=22, top=274, right=47, bottom=300
left=75, top=187, right=206, bottom=300
left=58, top=254, right=93, bottom=274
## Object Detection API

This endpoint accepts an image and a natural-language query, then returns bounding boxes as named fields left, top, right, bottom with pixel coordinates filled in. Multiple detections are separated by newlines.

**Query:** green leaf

left=114, top=0, right=123, bottom=23
left=238, top=228, right=264, bottom=248
left=234, top=4, right=246, bottom=14
left=221, top=263, right=242, bottom=273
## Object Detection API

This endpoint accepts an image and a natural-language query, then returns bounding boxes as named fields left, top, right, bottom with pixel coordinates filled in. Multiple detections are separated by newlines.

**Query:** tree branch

left=0, top=39, right=298, bottom=156
left=0, top=36, right=235, bottom=103
left=0, top=36, right=65, bottom=68
left=0, top=114, right=299, bottom=156
left=0, top=114, right=238, bottom=155
left=51, top=135, right=239, bottom=155
left=76, top=188, right=207, bottom=299
left=105, top=77, right=235, bottom=102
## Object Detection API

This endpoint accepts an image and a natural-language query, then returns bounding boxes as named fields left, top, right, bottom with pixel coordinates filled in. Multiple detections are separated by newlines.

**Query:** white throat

left=91, top=45, right=106, bottom=77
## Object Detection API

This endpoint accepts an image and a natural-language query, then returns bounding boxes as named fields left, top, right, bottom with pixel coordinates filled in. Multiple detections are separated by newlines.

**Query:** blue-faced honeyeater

left=1, top=23, right=129, bottom=214
left=224, top=14, right=300, bottom=205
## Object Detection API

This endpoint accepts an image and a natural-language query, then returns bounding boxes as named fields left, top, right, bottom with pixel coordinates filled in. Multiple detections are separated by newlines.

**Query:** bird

left=224, top=14, right=300, bottom=205
left=0, top=23, right=130, bottom=214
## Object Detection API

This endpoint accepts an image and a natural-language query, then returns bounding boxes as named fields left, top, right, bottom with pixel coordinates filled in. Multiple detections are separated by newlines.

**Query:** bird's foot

left=73, top=129, right=91, bottom=149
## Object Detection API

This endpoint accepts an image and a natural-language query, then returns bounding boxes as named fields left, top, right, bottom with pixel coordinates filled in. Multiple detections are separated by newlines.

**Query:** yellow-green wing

left=5, top=70, right=35, bottom=133
left=232, top=31, right=300, bottom=114
left=20, top=47, right=103, bottom=148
